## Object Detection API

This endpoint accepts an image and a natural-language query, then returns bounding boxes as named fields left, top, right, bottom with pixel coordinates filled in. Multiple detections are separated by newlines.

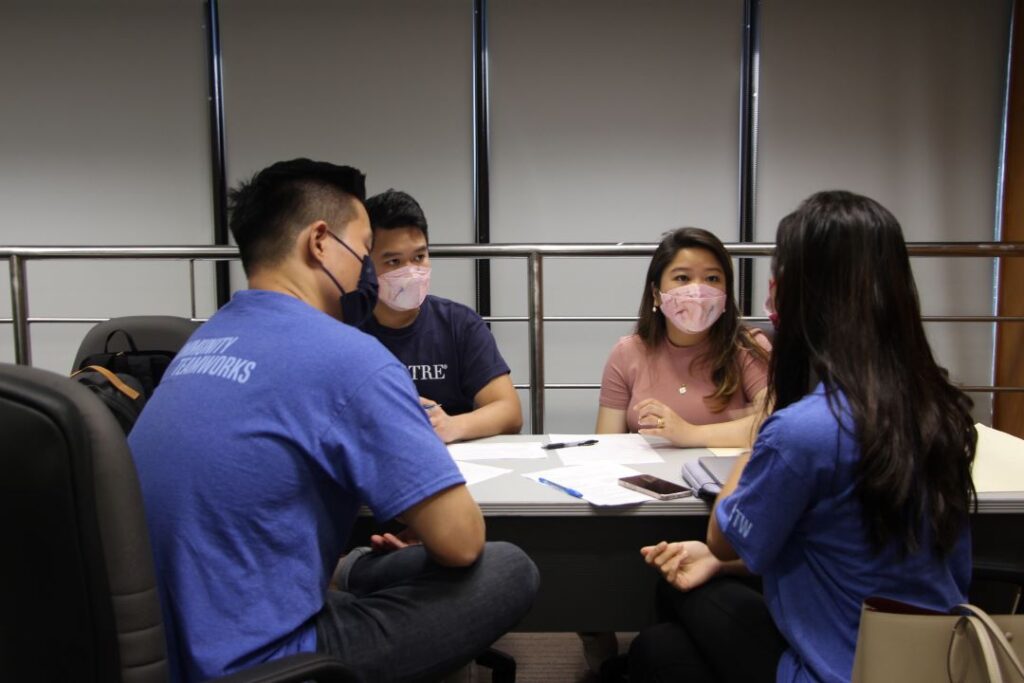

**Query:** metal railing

left=3, top=242, right=1024, bottom=432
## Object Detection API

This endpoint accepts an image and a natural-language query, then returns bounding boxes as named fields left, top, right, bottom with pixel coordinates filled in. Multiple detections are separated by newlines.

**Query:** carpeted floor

left=452, top=632, right=636, bottom=682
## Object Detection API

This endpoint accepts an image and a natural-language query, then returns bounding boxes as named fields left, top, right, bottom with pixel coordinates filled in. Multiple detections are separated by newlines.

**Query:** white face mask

left=377, top=265, right=431, bottom=311
left=658, top=283, right=727, bottom=334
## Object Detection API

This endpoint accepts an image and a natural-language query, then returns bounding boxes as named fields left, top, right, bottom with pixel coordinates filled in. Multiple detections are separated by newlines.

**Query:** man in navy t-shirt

left=128, top=159, right=538, bottom=682
left=360, top=189, right=523, bottom=443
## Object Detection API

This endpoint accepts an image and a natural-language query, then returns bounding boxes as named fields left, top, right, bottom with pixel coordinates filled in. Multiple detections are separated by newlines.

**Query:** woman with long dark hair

left=629, top=191, right=977, bottom=682
left=596, top=227, right=771, bottom=447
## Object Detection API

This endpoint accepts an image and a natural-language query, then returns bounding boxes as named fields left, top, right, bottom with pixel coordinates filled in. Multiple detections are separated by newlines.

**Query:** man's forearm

left=453, top=399, right=522, bottom=441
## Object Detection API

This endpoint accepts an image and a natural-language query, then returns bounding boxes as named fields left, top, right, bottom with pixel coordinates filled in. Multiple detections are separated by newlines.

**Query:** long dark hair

left=636, top=227, right=769, bottom=412
left=768, top=191, right=976, bottom=556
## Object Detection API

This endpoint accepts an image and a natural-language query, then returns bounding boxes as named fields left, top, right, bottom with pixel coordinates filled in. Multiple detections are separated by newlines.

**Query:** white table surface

left=461, top=434, right=1024, bottom=515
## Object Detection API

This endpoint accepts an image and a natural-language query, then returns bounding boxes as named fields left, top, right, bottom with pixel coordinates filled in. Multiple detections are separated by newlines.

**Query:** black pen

left=541, top=438, right=599, bottom=450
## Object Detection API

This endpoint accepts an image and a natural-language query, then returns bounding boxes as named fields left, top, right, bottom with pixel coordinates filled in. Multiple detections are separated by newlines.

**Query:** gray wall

left=0, top=0, right=217, bottom=372
left=487, top=0, right=743, bottom=431
left=0, top=0, right=1011, bottom=430
left=753, top=0, right=1010, bottom=421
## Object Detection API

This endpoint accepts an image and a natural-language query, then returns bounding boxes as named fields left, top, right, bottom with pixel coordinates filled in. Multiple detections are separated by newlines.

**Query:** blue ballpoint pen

left=537, top=478, right=585, bottom=499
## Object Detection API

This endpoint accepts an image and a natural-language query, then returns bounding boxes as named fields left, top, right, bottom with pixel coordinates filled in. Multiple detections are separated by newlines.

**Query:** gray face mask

left=321, top=232, right=379, bottom=326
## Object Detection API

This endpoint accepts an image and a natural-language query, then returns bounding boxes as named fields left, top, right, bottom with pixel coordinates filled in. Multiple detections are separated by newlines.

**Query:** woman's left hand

left=640, top=540, right=722, bottom=592
left=634, top=398, right=700, bottom=446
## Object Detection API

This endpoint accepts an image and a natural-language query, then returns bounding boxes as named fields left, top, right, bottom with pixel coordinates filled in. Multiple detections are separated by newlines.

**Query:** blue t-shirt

left=360, top=295, right=511, bottom=416
left=128, top=290, right=463, bottom=683
left=715, top=385, right=971, bottom=683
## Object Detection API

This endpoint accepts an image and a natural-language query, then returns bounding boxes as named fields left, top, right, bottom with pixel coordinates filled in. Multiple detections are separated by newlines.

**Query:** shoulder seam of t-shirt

left=598, top=337, right=636, bottom=409
left=760, top=400, right=846, bottom=481
left=755, top=421, right=814, bottom=482
left=465, top=364, right=512, bottom=398
left=738, top=345, right=770, bottom=401
left=315, top=357, right=406, bottom=443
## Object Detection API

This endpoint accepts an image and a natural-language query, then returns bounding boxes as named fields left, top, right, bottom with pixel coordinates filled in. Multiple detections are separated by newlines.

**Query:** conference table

left=353, top=434, right=1024, bottom=632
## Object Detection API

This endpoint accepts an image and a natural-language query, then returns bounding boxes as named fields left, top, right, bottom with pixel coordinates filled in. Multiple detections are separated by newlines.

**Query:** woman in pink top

left=597, top=227, right=771, bottom=447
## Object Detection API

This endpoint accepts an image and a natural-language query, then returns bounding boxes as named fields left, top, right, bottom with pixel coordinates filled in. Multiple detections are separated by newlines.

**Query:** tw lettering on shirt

left=408, top=364, right=448, bottom=381
left=728, top=506, right=753, bottom=538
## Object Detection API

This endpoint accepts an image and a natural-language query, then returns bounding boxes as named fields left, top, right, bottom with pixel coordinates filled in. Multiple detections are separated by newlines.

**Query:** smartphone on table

left=618, top=474, right=693, bottom=500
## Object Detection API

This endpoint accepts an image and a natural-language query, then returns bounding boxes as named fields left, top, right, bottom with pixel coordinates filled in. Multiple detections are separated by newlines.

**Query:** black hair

left=768, top=190, right=976, bottom=557
left=364, top=189, right=429, bottom=243
left=636, top=227, right=769, bottom=412
left=228, top=158, right=366, bottom=275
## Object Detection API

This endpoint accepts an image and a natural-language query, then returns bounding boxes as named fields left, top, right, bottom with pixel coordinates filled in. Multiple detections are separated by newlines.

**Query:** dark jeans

left=315, top=541, right=539, bottom=682
left=629, top=577, right=788, bottom=683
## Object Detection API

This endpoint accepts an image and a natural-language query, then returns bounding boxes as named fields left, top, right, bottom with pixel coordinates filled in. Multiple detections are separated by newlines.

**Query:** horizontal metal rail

left=513, top=383, right=1024, bottom=393
left=3, top=241, right=1024, bottom=259
left=5, top=314, right=1024, bottom=325
left=4, top=242, right=1024, bottom=430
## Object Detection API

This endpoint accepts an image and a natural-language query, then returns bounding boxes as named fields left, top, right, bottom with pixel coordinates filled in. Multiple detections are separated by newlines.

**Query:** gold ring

left=657, top=417, right=665, bottom=429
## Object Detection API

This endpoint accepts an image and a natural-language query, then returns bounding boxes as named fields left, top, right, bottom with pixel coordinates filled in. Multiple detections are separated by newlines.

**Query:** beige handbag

left=852, top=597, right=1024, bottom=682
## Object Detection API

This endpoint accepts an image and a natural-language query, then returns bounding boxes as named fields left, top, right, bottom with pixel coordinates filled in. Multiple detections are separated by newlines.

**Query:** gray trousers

left=315, top=541, right=539, bottom=682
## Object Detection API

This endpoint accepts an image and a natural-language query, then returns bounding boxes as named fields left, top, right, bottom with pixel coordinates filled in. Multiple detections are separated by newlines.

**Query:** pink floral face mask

left=377, top=265, right=431, bottom=311
left=658, top=283, right=727, bottom=334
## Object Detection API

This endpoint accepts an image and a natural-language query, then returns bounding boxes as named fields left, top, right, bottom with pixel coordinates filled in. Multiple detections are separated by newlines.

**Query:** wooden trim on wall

left=995, top=0, right=1024, bottom=437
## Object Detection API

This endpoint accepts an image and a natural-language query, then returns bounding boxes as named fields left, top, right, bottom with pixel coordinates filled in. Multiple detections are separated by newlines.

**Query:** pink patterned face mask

left=658, top=283, right=727, bottom=334
left=764, top=278, right=779, bottom=328
left=377, top=265, right=431, bottom=311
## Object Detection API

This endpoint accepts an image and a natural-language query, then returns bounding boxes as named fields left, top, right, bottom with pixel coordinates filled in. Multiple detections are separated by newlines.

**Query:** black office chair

left=0, top=363, right=356, bottom=682
left=72, top=315, right=202, bottom=372
left=971, top=560, right=1024, bottom=615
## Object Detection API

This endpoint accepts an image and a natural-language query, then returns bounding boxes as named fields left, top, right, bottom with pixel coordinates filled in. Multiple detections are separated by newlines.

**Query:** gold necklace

left=666, top=338, right=695, bottom=396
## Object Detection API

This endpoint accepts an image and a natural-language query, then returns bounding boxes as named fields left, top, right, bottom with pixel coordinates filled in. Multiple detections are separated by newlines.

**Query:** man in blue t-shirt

left=128, top=159, right=538, bottom=682
left=360, top=189, right=522, bottom=443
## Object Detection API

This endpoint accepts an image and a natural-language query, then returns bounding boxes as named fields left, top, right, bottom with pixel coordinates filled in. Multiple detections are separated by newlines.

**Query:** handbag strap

left=71, top=365, right=142, bottom=401
left=104, top=328, right=139, bottom=353
left=961, top=616, right=1004, bottom=683
left=958, top=604, right=1024, bottom=677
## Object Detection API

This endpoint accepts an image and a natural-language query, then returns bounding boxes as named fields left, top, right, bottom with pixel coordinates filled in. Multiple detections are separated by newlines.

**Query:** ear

left=651, top=283, right=661, bottom=307
left=305, top=221, right=330, bottom=265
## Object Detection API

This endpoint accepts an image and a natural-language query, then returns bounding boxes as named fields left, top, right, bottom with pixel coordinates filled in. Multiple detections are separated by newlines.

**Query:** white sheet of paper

left=456, top=461, right=513, bottom=487
left=523, top=462, right=653, bottom=506
left=447, top=442, right=548, bottom=461
left=973, top=423, right=1024, bottom=493
left=547, top=433, right=665, bottom=466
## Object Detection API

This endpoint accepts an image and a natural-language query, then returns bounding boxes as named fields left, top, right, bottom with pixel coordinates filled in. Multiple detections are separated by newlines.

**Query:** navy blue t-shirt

left=128, top=290, right=463, bottom=683
left=716, top=385, right=971, bottom=683
left=361, top=295, right=511, bottom=415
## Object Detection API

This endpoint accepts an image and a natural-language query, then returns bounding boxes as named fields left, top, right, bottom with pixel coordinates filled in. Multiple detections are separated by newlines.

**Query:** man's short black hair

left=364, top=189, right=429, bottom=243
left=228, top=158, right=366, bottom=274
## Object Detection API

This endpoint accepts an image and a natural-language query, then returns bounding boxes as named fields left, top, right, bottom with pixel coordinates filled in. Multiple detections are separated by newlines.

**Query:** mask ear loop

left=320, top=229, right=365, bottom=295
left=321, top=264, right=348, bottom=295
left=326, top=230, right=365, bottom=262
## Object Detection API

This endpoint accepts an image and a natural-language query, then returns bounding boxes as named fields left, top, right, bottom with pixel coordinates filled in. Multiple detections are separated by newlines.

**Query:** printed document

left=456, top=461, right=513, bottom=486
left=523, top=462, right=653, bottom=506
left=548, top=433, right=664, bottom=466
left=447, top=441, right=548, bottom=461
